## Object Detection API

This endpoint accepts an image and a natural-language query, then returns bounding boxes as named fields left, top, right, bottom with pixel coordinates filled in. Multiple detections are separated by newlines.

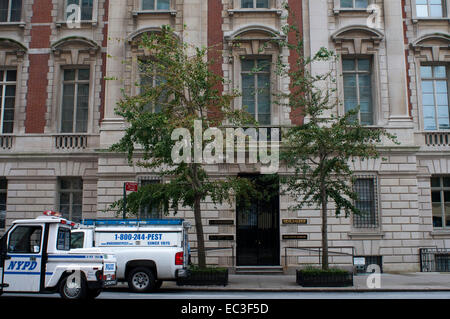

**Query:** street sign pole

left=123, top=182, right=139, bottom=219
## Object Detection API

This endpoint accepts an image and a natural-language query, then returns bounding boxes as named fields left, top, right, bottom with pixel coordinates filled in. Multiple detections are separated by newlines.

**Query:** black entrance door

left=236, top=175, right=280, bottom=266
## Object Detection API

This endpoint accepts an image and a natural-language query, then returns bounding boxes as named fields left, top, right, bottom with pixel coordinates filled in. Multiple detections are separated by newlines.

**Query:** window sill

left=132, top=10, right=177, bottom=17
left=412, top=17, right=450, bottom=23
left=0, top=21, right=25, bottom=28
left=55, top=20, right=98, bottom=28
left=348, top=231, right=384, bottom=239
left=431, top=230, right=450, bottom=238
left=227, top=9, right=283, bottom=16
left=333, top=8, right=373, bottom=15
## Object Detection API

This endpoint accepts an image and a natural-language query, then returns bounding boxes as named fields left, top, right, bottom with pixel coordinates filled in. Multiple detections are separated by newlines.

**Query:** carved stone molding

left=331, top=25, right=384, bottom=54
left=51, top=37, right=100, bottom=64
left=410, top=33, right=450, bottom=62
left=0, top=38, right=27, bottom=65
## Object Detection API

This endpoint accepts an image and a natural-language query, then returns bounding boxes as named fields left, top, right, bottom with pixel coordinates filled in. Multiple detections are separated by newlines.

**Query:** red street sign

left=125, top=182, right=138, bottom=192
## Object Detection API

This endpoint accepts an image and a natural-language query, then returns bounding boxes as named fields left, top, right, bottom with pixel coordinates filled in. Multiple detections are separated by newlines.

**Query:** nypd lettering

left=7, top=260, right=38, bottom=271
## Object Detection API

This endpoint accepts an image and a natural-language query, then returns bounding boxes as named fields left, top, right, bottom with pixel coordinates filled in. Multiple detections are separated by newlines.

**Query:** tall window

left=66, top=0, right=94, bottom=21
left=353, top=178, right=378, bottom=228
left=142, top=0, right=170, bottom=10
left=0, top=70, right=16, bottom=134
left=241, top=0, right=269, bottom=8
left=241, top=58, right=271, bottom=125
left=431, top=176, right=450, bottom=228
left=340, top=0, right=368, bottom=8
left=0, top=0, right=21, bottom=22
left=416, top=0, right=446, bottom=17
left=0, top=179, right=6, bottom=229
left=343, top=57, right=373, bottom=125
left=421, top=65, right=449, bottom=131
left=59, top=177, right=83, bottom=223
left=139, top=59, right=166, bottom=113
left=139, top=179, right=161, bottom=219
left=61, top=68, right=90, bottom=133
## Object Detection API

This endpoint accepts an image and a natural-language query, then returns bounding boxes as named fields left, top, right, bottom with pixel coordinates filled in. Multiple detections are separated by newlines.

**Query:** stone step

left=235, top=266, right=284, bottom=275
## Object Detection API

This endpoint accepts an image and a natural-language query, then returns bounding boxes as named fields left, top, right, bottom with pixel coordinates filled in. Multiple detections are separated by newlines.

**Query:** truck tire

left=128, top=267, right=156, bottom=293
left=155, top=280, right=163, bottom=290
left=87, top=289, right=102, bottom=299
left=59, top=273, right=88, bottom=300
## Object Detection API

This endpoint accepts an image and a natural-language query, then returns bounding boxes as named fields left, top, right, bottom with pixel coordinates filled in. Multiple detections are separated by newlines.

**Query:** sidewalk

left=158, top=273, right=450, bottom=292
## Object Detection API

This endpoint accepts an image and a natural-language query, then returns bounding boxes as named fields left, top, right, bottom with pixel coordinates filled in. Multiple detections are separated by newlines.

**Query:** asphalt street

left=3, top=290, right=450, bottom=299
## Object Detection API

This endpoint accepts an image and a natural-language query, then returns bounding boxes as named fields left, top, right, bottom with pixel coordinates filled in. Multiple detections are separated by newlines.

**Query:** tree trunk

left=193, top=194, right=206, bottom=269
left=321, top=185, right=329, bottom=271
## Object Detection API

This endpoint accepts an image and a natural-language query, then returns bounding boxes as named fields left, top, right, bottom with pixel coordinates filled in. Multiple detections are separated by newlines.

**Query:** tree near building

left=278, top=7, right=399, bottom=271
left=108, top=25, right=255, bottom=269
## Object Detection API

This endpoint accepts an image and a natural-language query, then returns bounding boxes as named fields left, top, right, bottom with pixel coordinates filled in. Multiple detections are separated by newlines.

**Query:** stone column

left=100, top=0, right=128, bottom=148
left=383, top=0, right=411, bottom=125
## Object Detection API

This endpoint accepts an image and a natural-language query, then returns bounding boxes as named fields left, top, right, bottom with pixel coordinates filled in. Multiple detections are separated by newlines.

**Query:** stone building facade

left=0, top=0, right=449, bottom=273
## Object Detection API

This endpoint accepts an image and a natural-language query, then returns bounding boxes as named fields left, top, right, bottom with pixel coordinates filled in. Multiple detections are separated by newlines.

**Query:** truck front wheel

left=128, top=267, right=156, bottom=293
left=59, top=273, right=88, bottom=300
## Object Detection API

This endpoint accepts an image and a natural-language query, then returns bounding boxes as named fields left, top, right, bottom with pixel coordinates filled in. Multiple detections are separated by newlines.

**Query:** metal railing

left=420, top=248, right=450, bottom=272
left=284, top=246, right=355, bottom=269
left=189, top=246, right=235, bottom=268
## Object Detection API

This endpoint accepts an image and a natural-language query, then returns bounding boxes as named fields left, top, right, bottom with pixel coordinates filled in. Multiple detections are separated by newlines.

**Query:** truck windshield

left=71, top=232, right=85, bottom=249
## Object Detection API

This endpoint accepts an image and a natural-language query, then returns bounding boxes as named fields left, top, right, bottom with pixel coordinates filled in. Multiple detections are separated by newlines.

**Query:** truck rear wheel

left=128, top=267, right=156, bottom=293
left=59, top=273, right=88, bottom=300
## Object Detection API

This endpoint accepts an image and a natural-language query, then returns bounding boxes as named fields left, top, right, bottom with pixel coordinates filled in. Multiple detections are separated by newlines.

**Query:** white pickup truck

left=71, top=219, right=190, bottom=293
left=0, top=211, right=117, bottom=300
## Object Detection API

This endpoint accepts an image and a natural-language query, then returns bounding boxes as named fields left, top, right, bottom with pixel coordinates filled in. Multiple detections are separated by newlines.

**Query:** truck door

left=0, top=234, right=6, bottom=293
left=3, top=224, right=43, bottom=292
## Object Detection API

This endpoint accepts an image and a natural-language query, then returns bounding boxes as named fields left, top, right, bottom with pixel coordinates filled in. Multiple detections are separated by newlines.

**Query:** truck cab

left=72, top=219, right=190, bottom=293
left=0, top=211, right=117, bottom=300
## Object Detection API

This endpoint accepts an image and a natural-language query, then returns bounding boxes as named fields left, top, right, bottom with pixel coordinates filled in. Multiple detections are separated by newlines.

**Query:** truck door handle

left=30, top=256, right=36, bottom=261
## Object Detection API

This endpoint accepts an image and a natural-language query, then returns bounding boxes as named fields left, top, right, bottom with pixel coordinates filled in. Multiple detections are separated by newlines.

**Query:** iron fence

left=420, top=248, right=450, bottom=272
left=189, top=246, right=235, bottom=268
left=284, top=246, right=355, bottom=270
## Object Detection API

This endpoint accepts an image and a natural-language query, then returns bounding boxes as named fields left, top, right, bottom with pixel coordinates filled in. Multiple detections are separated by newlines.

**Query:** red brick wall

left=207, top=0, right=224, bottom=122
left=100, top=0, right=109, bottom=122
left=25, top=0, right=53, bottom=133
left=25, top=54, right=50, bottom=133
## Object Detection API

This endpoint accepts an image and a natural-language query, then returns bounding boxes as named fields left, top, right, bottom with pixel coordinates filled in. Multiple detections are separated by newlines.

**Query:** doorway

left=236, top=174, right=280, bottom=266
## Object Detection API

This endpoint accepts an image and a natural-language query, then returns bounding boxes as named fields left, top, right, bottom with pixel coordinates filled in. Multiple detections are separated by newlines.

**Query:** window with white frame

left=353, top=177, right=378, bottom=228
left=421, top=65, right=449, bottom=131
left=431, top=176, right=450, bottom=228
left=66, top=0, right=94, bottom=21
left=241, top=0, right=269, bottom=9
left=343, top=57, right=374, bottom=125
left=416, top=0, right=446, bottom=17
left=340, top=0, right=368, bottom=8
left=58, top=177, right=83, bottom=223
left=241, top=58, right=271, bottom=125
left=0, top=69, right=16, bottom=134
left=0, top=0, right=21, bottom=22
left=138, top=59, right=166, bottom=113
left=142, top=0, right=170, bottom=10
left=60, top=68, right=90, bottom=133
